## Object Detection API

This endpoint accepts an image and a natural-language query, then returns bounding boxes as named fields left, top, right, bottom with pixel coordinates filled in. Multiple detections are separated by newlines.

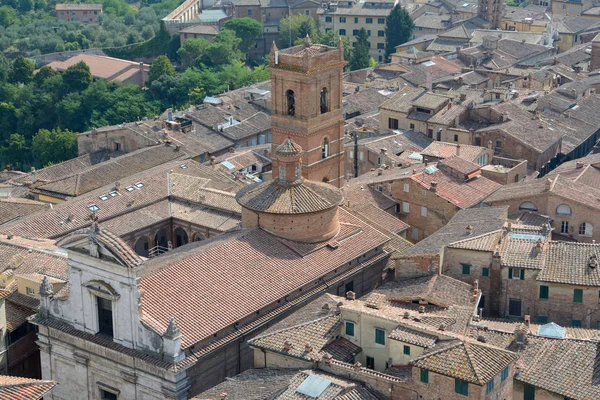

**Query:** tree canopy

left=147, top=55, right=175, bottom=85
left=385, top=4, right=414, bottom=61
left=349, top=28, right=370, bottom=71
left=278, top=14, right=319, bottom=48
left=62, top=61, right=93, bottom=92
left=223, top=18, right=262, bottom=54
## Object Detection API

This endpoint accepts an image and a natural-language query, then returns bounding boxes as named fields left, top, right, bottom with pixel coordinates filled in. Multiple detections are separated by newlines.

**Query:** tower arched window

left=322, top=137, right=330, bottom=159
left=320, top=87, right=329, bottom=114
left=286, top=90, right=295, bottom=116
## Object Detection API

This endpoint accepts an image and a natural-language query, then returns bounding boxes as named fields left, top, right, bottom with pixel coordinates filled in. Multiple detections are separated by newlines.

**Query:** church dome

left=275, top=139, right=303, bottom=158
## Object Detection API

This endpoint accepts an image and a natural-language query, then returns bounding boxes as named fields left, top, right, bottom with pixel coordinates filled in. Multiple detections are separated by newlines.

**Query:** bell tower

left=269, top=36, right=347, bottom=187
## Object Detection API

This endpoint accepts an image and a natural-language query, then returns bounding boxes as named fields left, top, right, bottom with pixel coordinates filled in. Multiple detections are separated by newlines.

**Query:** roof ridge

left=447, top=229, right=502, bottom=247
left=411, top=340, right=463, bottom=362
left=249, top=314, right=340, bottom=342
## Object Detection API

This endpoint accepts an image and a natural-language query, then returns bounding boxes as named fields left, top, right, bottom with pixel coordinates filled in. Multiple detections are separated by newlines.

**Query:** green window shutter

left=574, top=289, right=583, bottom=303
left=462, top=264, right=471, bottom=275
left=537, top=316, right=548, bottom=323
left=420, top=369, right=429, bottom=383
left=501, top=367, right=509, bottom=381
left=482, top=267, right=489, bottom=277
left=375, top=328, right=385, bottom=345
left=345, top=322, right=354, bottom=336
left=455, top=379, right=468, bottom=396
left=520, top=269, right=525, bottom=280
left=508, top=268, right=513, bottom=279
left=540, top=286, right=549, bottom=299
left=403, top=345, right=410, bottom=355
left=572, top=319, right=581, bottom=327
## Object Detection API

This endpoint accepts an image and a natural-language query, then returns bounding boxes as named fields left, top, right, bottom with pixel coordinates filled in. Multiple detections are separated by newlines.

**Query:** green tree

left=18, top=0, right=34, bottom=13
left=349, top=28, right=370, bottom=71
left=385, top=4, right=414, bottom=61
left=222, top=18, right=262, bottom=53
left=33, top=66, right=60, bottom=87
left=0, top=53, right=11, bottom=83
left=147, top=55, right=175, bottom=86
left=177, top=38, right=210, bottom=69
left=3, top=133, right=30, bottom=169
left=11, top=56, right=34, bottom=84
left=278, top=14, right=319, bottom=48
left=203, top=30, right=243, bottom=67
left=31, top=128, right=78, bottom=167
left=63, top=61, right=93, bottom=92
left=188, top=87, right=205, bottom=105
left=0, top=6, right=17, bottom=28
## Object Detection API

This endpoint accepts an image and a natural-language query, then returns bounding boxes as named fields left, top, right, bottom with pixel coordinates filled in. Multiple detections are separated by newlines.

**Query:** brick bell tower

left=269, top=36, right=347, bottom=187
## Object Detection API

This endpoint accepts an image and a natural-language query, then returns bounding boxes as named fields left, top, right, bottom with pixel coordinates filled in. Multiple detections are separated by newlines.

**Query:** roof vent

left=477, top=335, right=487, bottom=343
left=403, top=311, right=411, bottom=319
left=283, top=339, right=293, bottom=351
left=589, top=254, right=598, bottom=269
left=304, top=343, right=313, bottom=353
left=418, top=305, right=425, bottom=313
left=576, top=162, right=584, bottom=169
left=346, top=291, right=356, bottom=300
left=438, top=324, right=445, bottom=331
left=466, top=225, right=473, bottom=235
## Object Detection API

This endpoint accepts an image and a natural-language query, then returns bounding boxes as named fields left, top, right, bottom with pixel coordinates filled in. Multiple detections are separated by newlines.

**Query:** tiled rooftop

left=0, top=375, right=56, bottom=400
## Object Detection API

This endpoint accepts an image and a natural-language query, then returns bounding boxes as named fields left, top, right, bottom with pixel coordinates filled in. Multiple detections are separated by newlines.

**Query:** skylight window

left=99, top=195, right=109, bottom=201
left=88, top=204, right=100, bottom=212
left=109, top=191, right=119, bottom=197
left=125, top=186, right=135, bottom=192
left=134, top=182, right=144, bottom=188
left=180, top=164, right=188, bottom=169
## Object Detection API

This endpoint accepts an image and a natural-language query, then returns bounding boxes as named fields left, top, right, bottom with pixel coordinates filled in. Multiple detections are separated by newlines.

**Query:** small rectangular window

left=501, top=367, right=509, bottom=381
left=574, top=289, right=583, bottom=303
left=377, top=43, right=384, bottom=49
left=540, top=286, right=549, bottom=299
left=420, top=368, right=429, bottom=383
left=403, top=345, right=410, bottom=355
left=509, top=298, right=522, bottom=316
left=455, top=379, right=469, bottom=396
left=325, top=16, right=332, bottom=22
left=378, top=30, right=385, bottom=37
left=402, top=202, right=410, bottom=213
left=354, top=17, right=358, bottom=23
left=403, top=183, right=409, bottom=192
left=461, top=263, right=471, bottom=275
left=349, top=150, right=353, bottom=159
left=367, top=30, right=371, bottom=36
left=482, top=267, right=489, bottom=277
left=421, top=206, right=427, bottom=217
left=486, top=379, right=494, bottom=394
left=345, top=321, right=355, bottom=336
left=247, top=9, right=252, bottom=15
left=100, top=389, right=118, bottom=400
left=572, top=319, right=582, bottom=327
left=375, top=328, right=385, bottom=345
left=537, top=316, right=548, bottom=323
left=378, top=18, right=385, bottom=24
left=339, top=17, right=346, bottom=22
left=366, top=356, right=375, bottom=369
left=454, top=134, right=459, bottom=142
left=353, top=29, right=359, bottom=35
left=366, top=17, right=373, bottom=23
left=339, top=29, right=346, bottom=36
left=561, top=221, right=569, bottom=234
left=409, top=123, right=415, bottom=130
left=26, top=287, right=35, bottom=295
left=388, top=118, right=399, bottom=129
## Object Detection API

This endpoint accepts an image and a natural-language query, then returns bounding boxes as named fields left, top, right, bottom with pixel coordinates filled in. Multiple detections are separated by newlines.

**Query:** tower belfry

left=268, top=37, right=347, bottom=187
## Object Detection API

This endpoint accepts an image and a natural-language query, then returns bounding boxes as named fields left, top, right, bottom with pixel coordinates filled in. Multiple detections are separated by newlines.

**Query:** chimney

left=430, top=181, right=438, bottom=192
left=304, top=343, right=313, bottom=353
left=534, top=239, right=543, bottom=255
left=514, top=324, right=527, bottom=346
left=473, top=279, right=479, bottom=293
left=346, top=291, right=356, bottom=300
left=229, top=147, right=236, bottom=153
left=589, top=254, right=598, bottom=268
left=418, top=305, right=425, bottom=313
left=576, top=162, right=584, bottom=169
left=456, top=144, right=461, bottom=157
left=210, top=155, right=216, bottom=168
left=466, top=225, right=473, bottom=235
left=31, top=167, right=37, bottom=184
left=426, top=71, right=433, bottom=92
left=524, top=315, right=531, bottom=328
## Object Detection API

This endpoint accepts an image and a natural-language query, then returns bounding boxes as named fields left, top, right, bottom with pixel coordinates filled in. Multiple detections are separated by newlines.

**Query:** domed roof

left=275, top=139, right=303, bottom=158
left=236, top=180, right=343, bottom=214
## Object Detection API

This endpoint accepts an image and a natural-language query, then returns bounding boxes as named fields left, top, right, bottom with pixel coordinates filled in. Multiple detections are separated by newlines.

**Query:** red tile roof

left=139, top=208, right=390, bottom=348
left=0, top=376, right=56, bottom=400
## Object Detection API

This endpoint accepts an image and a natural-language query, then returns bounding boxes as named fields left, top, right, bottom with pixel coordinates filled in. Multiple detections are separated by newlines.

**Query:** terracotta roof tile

left=0, top=376, right=56, bottom=400
left=538, top=241, right=600, bottom=286
left=375, top=275, right=475, bottom=308
left=421, top=142, right=487, bottom=163
left=5, top=301, right=34, bottom=332
left=411, top=340, right=517, bottom=384
left=388, top=325, right=438, bottom=347
left=274, top=370, right=380, bottom=399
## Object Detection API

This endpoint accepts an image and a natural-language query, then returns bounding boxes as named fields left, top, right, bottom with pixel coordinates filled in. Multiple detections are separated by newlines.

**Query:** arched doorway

left=174, top=227, right=188, bottom=248
left=155, top=229, right=168, bottom=250
left=134, top=236, right=149, bottom=257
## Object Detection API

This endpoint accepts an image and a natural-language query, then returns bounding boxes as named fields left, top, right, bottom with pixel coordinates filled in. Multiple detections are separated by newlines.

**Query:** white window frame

left=579, top=222, right=593, bottom=237
left=403, top=183, right=409, bottom=192
left=421, top=206, right=428, bottom=217
left=402, top=201, right=410, bottom=213
left=561, top=221, right=569, bottom=234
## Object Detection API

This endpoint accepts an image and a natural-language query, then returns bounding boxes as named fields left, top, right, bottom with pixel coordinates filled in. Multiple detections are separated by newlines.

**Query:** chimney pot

left=576, top=162, right=584, bottom=169
left=346, top=291, right=356, bottom=300
left=430, top=181, right=438, bottom=191
left=418, top=305, right=425, bottom=313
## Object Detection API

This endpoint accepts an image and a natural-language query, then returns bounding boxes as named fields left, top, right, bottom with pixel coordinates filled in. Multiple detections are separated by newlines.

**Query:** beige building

left=46, top=54, right=149, bottom=87
left=318, top=0, right=395, bottom=62
left=55, top=3, right=102, bottom=24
